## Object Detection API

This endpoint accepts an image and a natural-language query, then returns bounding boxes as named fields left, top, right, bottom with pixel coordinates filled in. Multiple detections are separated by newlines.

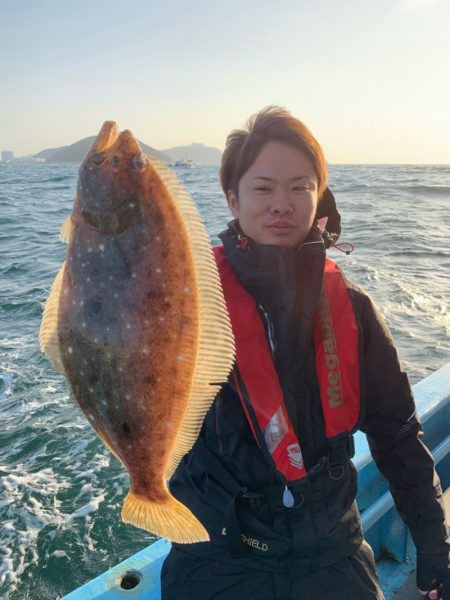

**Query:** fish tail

left=121, top=490, right=210, bottom=544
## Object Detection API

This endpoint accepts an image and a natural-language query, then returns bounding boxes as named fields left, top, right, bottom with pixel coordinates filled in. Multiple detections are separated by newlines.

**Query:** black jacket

left=169, top=222, right=449, bottom=571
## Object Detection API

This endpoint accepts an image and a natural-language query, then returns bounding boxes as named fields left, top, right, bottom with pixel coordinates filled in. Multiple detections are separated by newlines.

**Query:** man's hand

left=417, top=551, right=450, bottom=599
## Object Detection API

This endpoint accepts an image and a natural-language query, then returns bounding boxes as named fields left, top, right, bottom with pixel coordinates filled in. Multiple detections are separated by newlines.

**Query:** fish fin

left=97, top=429, right=124, bottom=465
left=149, top=158, right=235, bottom=479
left=60, top=214, right=74, bottom=243
left=39, top=261, right=67, bottom=373
left=121, top=488, right=209, bottom=543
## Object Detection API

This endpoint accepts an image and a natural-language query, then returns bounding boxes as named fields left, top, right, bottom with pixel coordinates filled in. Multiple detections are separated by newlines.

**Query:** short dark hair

left=220, top=106, right=328, bottom=200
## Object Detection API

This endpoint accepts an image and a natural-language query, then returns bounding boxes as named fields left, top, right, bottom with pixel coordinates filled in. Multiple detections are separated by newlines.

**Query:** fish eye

left=132, top=154, right=147, bottom=172
left=111, top=155, right=120, bottom=166
left=92, top=152, right=106, bottom=165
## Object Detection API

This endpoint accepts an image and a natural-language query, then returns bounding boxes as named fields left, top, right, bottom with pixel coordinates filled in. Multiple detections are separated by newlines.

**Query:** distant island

left=33, top=137, right=172, bottom=164
left=28, top=139, right=222, bottom=165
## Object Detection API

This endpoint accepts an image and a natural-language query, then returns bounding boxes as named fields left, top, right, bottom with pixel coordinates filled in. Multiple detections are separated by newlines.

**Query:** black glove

left=417, top=551, right=450, bottom=599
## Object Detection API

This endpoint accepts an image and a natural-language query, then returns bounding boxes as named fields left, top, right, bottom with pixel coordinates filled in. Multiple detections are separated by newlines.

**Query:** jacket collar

left=218, top=220, right=326, bottom=376
left=218, top=219, right=325, bottom=295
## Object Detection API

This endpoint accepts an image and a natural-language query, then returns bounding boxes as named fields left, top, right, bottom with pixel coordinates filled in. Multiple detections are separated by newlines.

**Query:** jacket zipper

left=258, top=304, right=276, bottom=357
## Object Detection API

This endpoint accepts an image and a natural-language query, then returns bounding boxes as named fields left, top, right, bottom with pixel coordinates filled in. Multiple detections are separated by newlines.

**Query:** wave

left=1, top=263, right=29, bottom=276
left=386, top=249, right=449, bottom=258
left=0, top=300, right=43, bottom=320
left=0, top=373, right=14, bottom=402
left=401, top=184, right=450, bottom=195
left=35, top=175, right=74, bottom=184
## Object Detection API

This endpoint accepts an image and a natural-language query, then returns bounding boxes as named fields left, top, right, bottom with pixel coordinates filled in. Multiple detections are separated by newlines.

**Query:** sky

left=1, top=0, right=449, bottom=163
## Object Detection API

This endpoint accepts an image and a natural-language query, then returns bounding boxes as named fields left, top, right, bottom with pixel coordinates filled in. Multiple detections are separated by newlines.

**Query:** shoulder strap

left=313, top=258, right=361, bottom=437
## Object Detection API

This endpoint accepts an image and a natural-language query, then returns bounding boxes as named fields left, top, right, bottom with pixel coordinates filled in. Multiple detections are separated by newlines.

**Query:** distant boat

left=172, top=158, right=195, bottom=169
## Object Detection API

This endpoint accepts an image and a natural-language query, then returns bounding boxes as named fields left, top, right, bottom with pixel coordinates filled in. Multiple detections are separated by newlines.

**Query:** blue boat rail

left=62, top=363, right=450, bottom=600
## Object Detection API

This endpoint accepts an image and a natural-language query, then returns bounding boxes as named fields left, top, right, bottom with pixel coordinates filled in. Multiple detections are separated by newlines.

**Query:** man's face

left=228, top=141, right=319, bottom=248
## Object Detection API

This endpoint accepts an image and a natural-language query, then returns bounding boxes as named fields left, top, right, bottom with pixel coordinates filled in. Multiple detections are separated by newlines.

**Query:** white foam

left=72, top=493, right=105, bottom=518
left=43, top=385, right=57, bottom=393
left=74, top=470, right=97, bottom=480
left=0, top=372, right=14, bottom=401
left=0, top=446, right=121, bottom=595
left=0, top=467, right=65, bottom=595
left=0, top=549, right=15, bottom=587
left=74, top=482, right=94, bottom=503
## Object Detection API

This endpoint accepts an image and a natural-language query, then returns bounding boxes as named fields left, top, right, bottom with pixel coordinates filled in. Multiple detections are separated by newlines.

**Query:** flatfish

left=39, top=121, right=234, bottom=543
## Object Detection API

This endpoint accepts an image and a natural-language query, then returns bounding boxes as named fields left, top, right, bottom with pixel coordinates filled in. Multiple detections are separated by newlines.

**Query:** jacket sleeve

left=352, top=286, right=449, bottom=554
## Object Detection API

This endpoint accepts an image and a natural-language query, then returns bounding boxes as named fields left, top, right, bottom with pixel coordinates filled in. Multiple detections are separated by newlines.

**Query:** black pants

left=161, top=540, right=385, bottom=600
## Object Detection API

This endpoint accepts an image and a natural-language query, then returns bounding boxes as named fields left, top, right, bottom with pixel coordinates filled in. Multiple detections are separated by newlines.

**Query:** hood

left=316, top=187, right=342, bottom=249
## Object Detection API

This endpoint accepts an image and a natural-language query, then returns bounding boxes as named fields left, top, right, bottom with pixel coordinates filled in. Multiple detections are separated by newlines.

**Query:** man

left=161, top=106, right=449, bottom=599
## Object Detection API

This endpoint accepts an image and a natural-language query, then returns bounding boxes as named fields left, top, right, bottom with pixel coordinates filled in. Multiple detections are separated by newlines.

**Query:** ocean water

left=0, top=162, right=449, bottom=599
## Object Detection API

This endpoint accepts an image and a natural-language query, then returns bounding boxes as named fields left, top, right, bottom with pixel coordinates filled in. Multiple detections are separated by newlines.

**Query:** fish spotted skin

left=41, top=121, right=230, bottom=542
left=59, top=126, right=199, bottom=503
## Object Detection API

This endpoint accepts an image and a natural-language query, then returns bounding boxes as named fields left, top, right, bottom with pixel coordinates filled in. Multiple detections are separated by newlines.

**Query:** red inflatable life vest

left=213, top=246, right=361, bottom=484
